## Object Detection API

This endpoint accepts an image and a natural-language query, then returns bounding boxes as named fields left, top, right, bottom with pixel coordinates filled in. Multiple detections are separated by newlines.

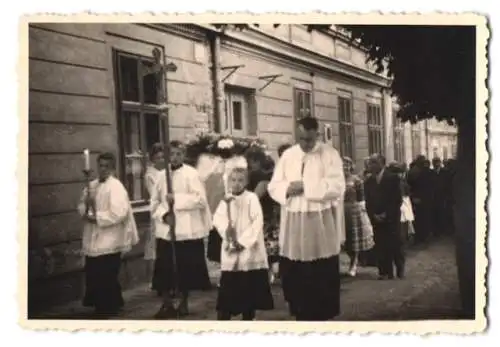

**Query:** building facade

left=392, top=103, right=457, bottom=166
left=425, top=118, right=458, bottom=161
left=27, top=23, right=455, bottom=311
left=398, top=118, right=458, bottom=165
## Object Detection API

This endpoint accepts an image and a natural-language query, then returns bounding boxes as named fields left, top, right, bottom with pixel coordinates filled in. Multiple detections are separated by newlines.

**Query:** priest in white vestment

left=150, top=140, right=212, bottom=319
left=268, top=117, right=346, bottom=321
left=77, top=152, right=139, bottom=318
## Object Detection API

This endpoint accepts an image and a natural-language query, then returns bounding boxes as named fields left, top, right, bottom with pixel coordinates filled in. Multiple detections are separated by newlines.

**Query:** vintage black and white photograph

left=21, top=14, right=487, bottom=332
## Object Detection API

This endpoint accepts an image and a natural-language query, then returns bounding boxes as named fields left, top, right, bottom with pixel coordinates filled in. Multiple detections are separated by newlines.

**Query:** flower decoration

left=217, top=138, right=234, bottom=149
left=184, top=132, right=269, bottom=167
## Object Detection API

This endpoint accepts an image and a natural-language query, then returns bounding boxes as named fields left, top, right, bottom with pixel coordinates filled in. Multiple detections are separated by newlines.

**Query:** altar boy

left=212, top=167, right=274, bottom=320
left=150, top=141, right=212, bottom=319
left=77, top=152, right=139, bottom=318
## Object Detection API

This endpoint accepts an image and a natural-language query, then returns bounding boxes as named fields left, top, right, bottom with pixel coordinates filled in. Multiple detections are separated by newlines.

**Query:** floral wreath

left=184, top=132, right=270, bottom=167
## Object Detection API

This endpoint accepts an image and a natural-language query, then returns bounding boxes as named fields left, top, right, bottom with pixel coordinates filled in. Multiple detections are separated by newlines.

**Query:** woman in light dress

left=144, top=143, right=165, bottom=294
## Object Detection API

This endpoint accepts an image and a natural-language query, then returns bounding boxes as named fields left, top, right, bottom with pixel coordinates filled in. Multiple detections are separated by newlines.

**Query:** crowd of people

left=77, top=116, right=456, bottom=321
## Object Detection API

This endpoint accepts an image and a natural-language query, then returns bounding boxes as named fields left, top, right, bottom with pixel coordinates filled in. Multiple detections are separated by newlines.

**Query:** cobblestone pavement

left=32, top=237, right=464, bottom=321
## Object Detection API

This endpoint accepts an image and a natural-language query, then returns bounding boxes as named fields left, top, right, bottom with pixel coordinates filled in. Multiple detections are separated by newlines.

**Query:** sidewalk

left=30, top=237, right=463, bottom=321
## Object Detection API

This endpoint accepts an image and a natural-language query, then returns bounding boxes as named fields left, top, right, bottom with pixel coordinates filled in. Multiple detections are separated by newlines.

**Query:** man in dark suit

left=364, top=154, right=404, bottom=279
left=407, top=156, right=434, bottom=244
left=431, top=157, right=452, bottom=236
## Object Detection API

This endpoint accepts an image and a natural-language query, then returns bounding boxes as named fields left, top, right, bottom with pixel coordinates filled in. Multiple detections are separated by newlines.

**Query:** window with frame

left=393, top=111, right=405, bottom=163
left=367, top=103, right=384, bottom=156
left=338, top=96, right=354, bottom=160
left=294, top=88, right=313, bottom=120
left=114, top=51, right=164, bottom=205
left=223, top=89, right=251, bottom=137
left=411, top=124, right=422, bottom=159
left=294, top=88, right=313, bottom=140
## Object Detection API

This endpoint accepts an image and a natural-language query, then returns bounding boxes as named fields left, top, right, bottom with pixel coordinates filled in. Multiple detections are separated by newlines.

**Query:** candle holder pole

left=82, top=169, right=94, bottom=217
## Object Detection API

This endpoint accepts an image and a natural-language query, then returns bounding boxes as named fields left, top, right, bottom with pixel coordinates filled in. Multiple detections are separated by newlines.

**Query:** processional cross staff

left=145, top=47, right=182, bottom=313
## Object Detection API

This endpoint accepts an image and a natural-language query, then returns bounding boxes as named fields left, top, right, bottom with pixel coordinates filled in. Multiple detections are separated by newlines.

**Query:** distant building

left=397, top=118, right=457, bottom=165
left=27, top=23, right=454, bottom=311
left=425, top=118, right=458, bottom=161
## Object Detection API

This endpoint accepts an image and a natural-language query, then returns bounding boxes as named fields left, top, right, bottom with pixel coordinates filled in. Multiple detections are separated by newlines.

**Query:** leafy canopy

left=210, top=24, right=475, bottom=124
left=340, top=25, right=475, bottom=125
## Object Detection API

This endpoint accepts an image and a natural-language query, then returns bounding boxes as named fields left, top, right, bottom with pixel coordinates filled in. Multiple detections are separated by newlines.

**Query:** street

left=33, top=237, right=463, bottom=321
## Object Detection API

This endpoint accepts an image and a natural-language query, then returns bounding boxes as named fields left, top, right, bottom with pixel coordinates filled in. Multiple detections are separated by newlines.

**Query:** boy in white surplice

left=77, top=152, right=139, bottom=318
left=212, top=167, right=274, bottom=320
left=150, top=141, right=212, bottom=319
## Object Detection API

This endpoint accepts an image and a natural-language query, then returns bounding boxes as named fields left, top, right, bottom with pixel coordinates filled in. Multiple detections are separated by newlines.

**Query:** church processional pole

left=149, top=47, right=181, bottom=314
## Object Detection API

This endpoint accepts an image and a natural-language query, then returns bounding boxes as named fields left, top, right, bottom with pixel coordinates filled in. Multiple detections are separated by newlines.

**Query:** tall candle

left=83, top=149, right=90, bottom=171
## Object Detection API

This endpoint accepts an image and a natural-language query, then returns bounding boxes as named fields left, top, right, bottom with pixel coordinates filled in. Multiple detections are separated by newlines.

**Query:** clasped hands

left=286, top=180, right=304, bottom=198
left=162, top=212, right=175, bottom=228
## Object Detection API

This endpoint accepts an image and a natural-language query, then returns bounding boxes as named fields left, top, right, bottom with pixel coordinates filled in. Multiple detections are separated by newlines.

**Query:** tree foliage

left=340, top=25, right=476, bottom=125
left=210, top=24, right=476, bottom=124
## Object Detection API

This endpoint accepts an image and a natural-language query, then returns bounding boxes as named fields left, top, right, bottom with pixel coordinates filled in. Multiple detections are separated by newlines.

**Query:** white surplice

left=197, top=153, right=223, bottom=183
left=150, top=164, right=212, bottom=241
left=145, top=165, right=160, bottom=197
left=212, top=191, right=269, bottom=272
left=77, top=176, right=139, bottom=257
left=144, top=165, right=160, bottom=260
left=267, top=143, right=346, bottom=262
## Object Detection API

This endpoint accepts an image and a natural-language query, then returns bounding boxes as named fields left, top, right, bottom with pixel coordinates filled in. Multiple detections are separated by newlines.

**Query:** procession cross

left=147, top=48, right=177, bottom=204
left=145, top=48, right=183, bottom=316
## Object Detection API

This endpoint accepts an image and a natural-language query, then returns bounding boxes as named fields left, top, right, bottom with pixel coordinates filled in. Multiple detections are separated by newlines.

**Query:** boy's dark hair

left=277, top=143, right=292, bottom=157
left=297, top=117, right=319, bottom=131
left=97, top=152, right=116, bottom=168
left=149, top=142, right=163, bottom=159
